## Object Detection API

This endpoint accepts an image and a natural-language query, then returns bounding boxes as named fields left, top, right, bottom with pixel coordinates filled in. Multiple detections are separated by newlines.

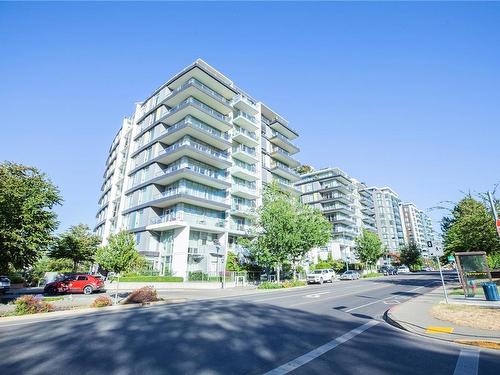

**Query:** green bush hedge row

left=117, top=276, right=183, bottom=282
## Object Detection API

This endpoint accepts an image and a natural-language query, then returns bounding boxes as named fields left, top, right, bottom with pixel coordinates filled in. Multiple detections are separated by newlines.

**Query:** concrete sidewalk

left=386, top=285, right=500, bottom=345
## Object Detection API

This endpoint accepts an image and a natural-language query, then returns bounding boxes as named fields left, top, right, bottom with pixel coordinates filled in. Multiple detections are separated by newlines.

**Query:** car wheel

left=83, top=286, right=93, bottom=295
left=46, top=286, right=57, bottom=295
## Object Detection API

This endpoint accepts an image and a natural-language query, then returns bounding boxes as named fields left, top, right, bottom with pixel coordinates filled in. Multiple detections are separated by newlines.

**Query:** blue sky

left=0, top=1, right=499, bottom=233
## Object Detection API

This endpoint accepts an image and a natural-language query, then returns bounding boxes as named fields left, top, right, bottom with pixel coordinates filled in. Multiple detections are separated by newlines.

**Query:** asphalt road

left=0, top=273, right=498, bottom=374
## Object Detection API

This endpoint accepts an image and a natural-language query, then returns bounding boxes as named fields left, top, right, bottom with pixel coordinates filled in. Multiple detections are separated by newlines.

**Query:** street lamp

left=210, top=240, right=225, bottom=289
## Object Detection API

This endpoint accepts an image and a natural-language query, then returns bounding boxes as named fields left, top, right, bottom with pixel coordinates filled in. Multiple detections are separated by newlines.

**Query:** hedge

left=116, top=276, right=183, bottom=282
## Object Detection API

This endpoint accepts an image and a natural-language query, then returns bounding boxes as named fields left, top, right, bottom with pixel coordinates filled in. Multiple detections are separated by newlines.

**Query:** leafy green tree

left=399, top=242, right=423, bottom=270
left=0, top=162, right=62, bottom=273
left=354, top=229, right=383, bottom=269
left=442, top=196, right=500, bottom=255
left=49, top=224, right=101, bottom=272
left=225, top=251, right=242, bottom=272
left=249, top=182, right=332, bottom=281
left=487, top=252, right=500, bottom=270
left=95, top=231, right=145, bottom=303
left=295, top=165, right=314, bottom=175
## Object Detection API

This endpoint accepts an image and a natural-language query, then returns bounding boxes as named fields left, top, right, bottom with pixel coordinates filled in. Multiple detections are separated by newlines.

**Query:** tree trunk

left=292, top=260, right=297, bottom=281
left=276, top=264, right=280, bottom=283
left=72, top=260, right=78, bottom=273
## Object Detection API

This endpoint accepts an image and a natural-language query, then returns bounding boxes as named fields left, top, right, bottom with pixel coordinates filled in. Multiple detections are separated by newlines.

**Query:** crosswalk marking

left=453, top=349, right=480, bottom=375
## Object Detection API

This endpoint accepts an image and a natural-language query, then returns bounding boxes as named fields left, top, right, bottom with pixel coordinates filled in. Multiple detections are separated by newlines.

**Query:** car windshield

left=344, top=271, right=353, bottom=274
left=313, top=270, right=323, bottom=274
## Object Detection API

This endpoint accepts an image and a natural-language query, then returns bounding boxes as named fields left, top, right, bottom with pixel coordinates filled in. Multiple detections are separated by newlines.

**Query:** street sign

left=427, top=241, right=433, bottom=248
left=496, top=219, right=500, bottom=237
left=447, top=255, right=455, bottom=262
left=428, top=245, right=444, bottom=257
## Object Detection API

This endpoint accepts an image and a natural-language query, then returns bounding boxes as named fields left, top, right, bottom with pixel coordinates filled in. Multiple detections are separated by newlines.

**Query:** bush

left=90, top=295, right=113, bottom=308
left=258, top=282, right=283, bottom=289
left=8, top=273, right=25, bottom=284
left=14, top=295, right=54, bottom=315
left=118, top=276, right=183, bottom=282
left=282, top=280, right=307, bottom=288
left=124, top=286, right=161, bottom=304
left=362, top=272, right=383, bottom=278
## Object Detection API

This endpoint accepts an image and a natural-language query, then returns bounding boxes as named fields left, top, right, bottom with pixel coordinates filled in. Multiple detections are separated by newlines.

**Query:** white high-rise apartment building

left=401, top=202, right=435, bottom=249
left=365, top=187, right=406, bottom=253
left=95, top=59, right=300, bottom=279
left=296, top=168, right=376, bottom=263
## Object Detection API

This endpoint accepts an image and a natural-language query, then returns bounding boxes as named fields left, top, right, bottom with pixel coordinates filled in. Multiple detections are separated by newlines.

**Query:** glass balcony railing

left=155, top=137, right=230, bottom=161
left=233, top=144, right=256, bottom=156
left=272, top=147, right=292, bottom=157
left=233, top=160, right=256, bottom=173
left=271, top=130, right=293, bottom=143
left=153, top=162, right=228, bottom=182
left=170, top=97, right=230, bottom=123
left=234, top=110, right=257, bottom=124
left=231, top=204, right=255, bottom=214
left=231, top=94, right=257, bottom=108
left=271, top=161, right=299, bottom=176
left=234, top=126, right=258, bottom=140
left=230, top=223, right=251, bottom=232
left=153, top=187, right=227, bottom=204
left=173, top=78, right=230, bottom=105
left=151, top=212, right=226, bottom=228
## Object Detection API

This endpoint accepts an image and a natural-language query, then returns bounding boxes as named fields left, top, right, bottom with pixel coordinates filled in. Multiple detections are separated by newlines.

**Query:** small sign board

left=447, top=255, right=455, bottom=262
left=496, top=219, right=500, bottom=237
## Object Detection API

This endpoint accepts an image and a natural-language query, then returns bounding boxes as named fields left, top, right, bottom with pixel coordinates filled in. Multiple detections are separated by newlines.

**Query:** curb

left=384, top=303, right=500, bottom=351
left=0, top=298, right=187, bottom=325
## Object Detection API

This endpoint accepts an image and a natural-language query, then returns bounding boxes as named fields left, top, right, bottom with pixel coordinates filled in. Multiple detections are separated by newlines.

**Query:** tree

left=295, top=165, right=314, bottom=175
left=249, top=182, right=332, bottom=281
left=442, top=196, right=500, bottom=256
left=399, top=242, right=423, bottom=270
left=354, top=229, right=384, bottom=269
left=225, top=251, right=242, bottom=272
left=49, top=224, right=101, bottom=272
left=95, top=231, right=144, bottom=303
left=0, top=162, right=62, bottom=273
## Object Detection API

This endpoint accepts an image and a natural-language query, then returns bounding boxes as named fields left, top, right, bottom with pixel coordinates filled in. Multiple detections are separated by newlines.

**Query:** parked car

left=340, top=270, right=360, bottom=280
left=422, top=266, right=433, bottom=272
left=0, top=276, right=10, bottom=294
left=307, top=269, right=335, bottom=284
left=397, top=265, right=410, bottom=274
left=44, top=274, right=105, bottom=295
left=379, top=266, right=397, bottom=276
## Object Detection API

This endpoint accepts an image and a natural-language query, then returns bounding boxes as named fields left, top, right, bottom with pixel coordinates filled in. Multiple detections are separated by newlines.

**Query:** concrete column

left=170, top=226, right=190, bottom=280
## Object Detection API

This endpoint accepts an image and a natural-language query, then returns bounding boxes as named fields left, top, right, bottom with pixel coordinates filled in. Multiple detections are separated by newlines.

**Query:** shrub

left=362, top=272, right=383, bottom=278
left=14, top=295, right=54, bottom=315
left=8, top=273, right=25, bottom=284
left=258, top=282, right=283, bottom=289
left=118, top=276, right=183, bottom=282
left=124, top=286, right=161, bottom=304
left=282, top=280, right=307, bottom=288
left=90, top=295, right=113, bottom=308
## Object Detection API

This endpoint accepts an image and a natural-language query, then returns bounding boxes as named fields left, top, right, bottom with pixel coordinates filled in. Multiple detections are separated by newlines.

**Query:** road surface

left=0, top=273, right=498, bottom=374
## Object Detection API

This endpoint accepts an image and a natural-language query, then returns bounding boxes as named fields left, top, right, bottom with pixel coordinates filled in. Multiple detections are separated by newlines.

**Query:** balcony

left=269, top=116, right=298, bottom=140
left=157, top=116, right=231, bottom=151
left=230, top=204, right=255, bottom=218
left=330, top=216, right=357, bottom=227
left=321, top=194, right=354, bottom=206
left=270, top=147, right=300, bottom=168
left=163, top=97, right=232, bottom=132
left=154, top=138, right=231, bottom=170
left=150, top=187, right=230, bottom=212
left=163, top=78, right=232, bottom=115
left=333, top=227, right=359, bottom=238
left=233, top=110, right=258, bottom=131
left=232, top=126, right=259, bottom=147
left=269, top=131, right=299, bottom=154
left=232, top=144, right=258, bottom=164
left=167, top=64, right=237, bottom=101
left=147, top=212, right=226, bottom=233
left=322, top=204, right=354, bottom=215
left=320, top=182, right=352, bottom=195
left=231, top=94, right=258, bottom=114
left=229, top=223, right=252, bottom=235
left=150, top=166, right=230, bottom=190
left=273, top=177, right=301, bottom=195
left=231, top=163, right=257, bottom=181
left=231, top=183, right=258, bottom=199
left=270, top=161, right=300, bottom=182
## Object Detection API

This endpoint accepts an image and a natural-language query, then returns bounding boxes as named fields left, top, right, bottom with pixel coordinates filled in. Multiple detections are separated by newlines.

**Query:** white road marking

left=305, top=292, right=330, bottom=298
left=288, top=284, right=393, bottom=307
left=261, top=320, right=379, bottom=375
left=453, top=349, right=480, bottom=375
left=344, top=280, right=438, bottom=313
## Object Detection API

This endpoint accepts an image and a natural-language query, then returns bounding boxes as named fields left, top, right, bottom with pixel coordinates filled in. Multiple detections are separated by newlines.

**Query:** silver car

left=0, top=276, right=11, bottom=294
left=340, top=271, right=360, bottom=280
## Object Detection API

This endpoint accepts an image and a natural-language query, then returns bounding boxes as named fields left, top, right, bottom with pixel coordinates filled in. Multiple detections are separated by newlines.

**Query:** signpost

left=427, top=241, right=448, bottom=303
left=487, top=191, right=500, bottom=238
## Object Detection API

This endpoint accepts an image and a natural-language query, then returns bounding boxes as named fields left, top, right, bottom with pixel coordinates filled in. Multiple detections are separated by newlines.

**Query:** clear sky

left=1, top=1, right=499, bottom=233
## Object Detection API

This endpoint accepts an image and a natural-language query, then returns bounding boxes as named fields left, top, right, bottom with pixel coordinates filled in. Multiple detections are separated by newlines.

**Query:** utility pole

left=487, top=191, right=500, bottom=238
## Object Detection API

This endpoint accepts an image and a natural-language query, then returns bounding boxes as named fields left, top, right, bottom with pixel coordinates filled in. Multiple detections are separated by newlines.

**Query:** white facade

left=95, top=59, right=300, bottom=279
left=296, top=168, right=377, bottom=264
left=401, top=202, right=435, bottom=249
